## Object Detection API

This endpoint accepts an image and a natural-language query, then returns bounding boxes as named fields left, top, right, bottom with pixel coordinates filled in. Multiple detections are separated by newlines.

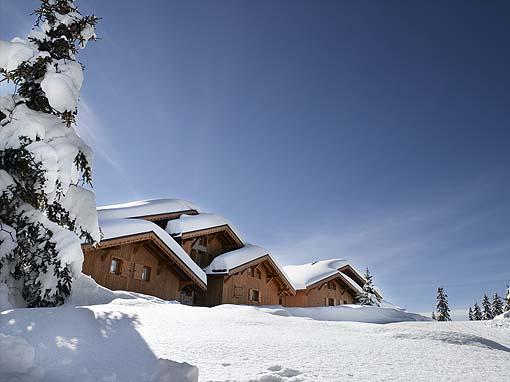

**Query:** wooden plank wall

left=221, top=261, right=282, bottom=305
left=283, top=278, right=356, bottom=307
left=82, top=242, right=183, bottom=301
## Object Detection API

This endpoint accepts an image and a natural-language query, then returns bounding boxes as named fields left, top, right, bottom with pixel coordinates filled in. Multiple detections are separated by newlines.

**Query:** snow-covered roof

left=165, top=213, right=245, bottom=244
left=283, top=259, right=355, bottom=290
left=203, top=243, right=269, bottom=274
left=97, top=199, right=200, bottom=220
left=99, top=218, right=207, bottom=286
left=204, top=243, right=294, bottom=292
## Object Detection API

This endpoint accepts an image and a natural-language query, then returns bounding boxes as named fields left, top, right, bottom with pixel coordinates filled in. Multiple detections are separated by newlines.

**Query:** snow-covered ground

left=1, top=277, right=509, bottom=382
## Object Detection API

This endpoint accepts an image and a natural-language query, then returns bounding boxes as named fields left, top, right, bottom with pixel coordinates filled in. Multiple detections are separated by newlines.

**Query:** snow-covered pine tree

left=473, top=302, right=482, bottom=320
left=0, top=0, right=100, bottom=307
left=481, top=294, right=493, bottom=320
left=435, top=287, right=451, bottom=321
left=505, top=284, right=510, bottom=312
left=491, top=293, right=503, bottom=318
left=468, top=307, right=473, bottom=321
left=354, top=267, right=382, bottom=306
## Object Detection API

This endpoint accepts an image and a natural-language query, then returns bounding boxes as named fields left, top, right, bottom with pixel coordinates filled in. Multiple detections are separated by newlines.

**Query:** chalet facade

left=201, top=244, right=295, bottom=306
left=82, top=198, right=379, bottom=308
left=82, top=218, right=207, bottom=304
left=282, top=260, right=382, bottom=307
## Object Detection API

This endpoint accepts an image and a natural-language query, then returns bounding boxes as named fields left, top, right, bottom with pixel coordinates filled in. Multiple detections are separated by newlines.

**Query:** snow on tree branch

left=0, top=0, right=100, bottom=307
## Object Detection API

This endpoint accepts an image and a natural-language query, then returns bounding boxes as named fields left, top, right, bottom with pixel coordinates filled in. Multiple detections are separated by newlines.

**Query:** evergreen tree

left=468, top=307, right=473, bottom=321
left=505, top=284, right=510, bottom=312
left=491, top=293, right=504, bottom=317
left=0, top=0, right=100, bottom=307
left=435, top=287, right=451, bottom=321
left=473, top=302, right=482, bottom=320
left=354, top=267, right=382, bottom=306
left=431, top=312, right=436, bottom=320
left=481, top=294, right=493, bottom=320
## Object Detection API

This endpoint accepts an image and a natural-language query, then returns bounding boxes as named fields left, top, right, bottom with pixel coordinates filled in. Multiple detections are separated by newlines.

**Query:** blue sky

left=1, top=0, right=509, bottom=315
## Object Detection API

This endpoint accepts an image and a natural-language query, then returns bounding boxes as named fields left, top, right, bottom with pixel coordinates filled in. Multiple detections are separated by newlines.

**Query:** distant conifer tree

left=473, top=302, right=482, bottom=320
left=431, top=312, right=436, bottom=320
left=491, top=293, right=504, bottom=317
left=435, top=287, right=451, bottom=321
left=354, top=268, right=381, bottom=306
left=468, top=307, right=473, bottom=321
left=481, top=294, right=493, bottom=320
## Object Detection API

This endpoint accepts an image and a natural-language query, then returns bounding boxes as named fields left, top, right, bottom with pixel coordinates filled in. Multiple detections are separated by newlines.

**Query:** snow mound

left=491, top=311, right=510, bottom=329
left=66, top=274, right=138, bottom=306
left=494, top=311, right=510, bottom=320
left=152, top=359, right=198, bottom=382
left=166, top=213, right=245, bottom=243
left=0, top=301, right=198, bottom=381
left=67, top=274, right=184, bottom=308
left=248, top=365, right=304, bottom=381
left=97, top=199, right=200, bottom=220
left=257, top=304, right=430, bottom=324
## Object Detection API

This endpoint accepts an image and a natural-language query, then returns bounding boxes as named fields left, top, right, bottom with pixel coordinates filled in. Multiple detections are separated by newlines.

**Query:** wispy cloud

left=270, top=175, right=506, bottom=270
left=75, top=97, right=138, bottom=198
left=76, top=98, right=123, bottom=173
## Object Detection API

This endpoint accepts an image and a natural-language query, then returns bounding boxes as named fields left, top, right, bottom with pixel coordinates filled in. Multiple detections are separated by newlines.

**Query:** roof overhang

left=180, top=224, right=244, bottom=248
left=293, top=271, right=366, bottom=297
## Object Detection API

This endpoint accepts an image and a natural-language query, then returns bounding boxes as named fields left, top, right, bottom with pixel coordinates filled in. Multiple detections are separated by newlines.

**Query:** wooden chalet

left=83, top=199, right=295, bottom=306
left=200, top=244, right=295, bottom=306
left=281, top=259, right=380, bottom=307
left=83, top=201, right=207, bottom=304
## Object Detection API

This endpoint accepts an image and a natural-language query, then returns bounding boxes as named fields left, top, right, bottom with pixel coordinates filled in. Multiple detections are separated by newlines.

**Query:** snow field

left=1, top=284, right=509, bottom=382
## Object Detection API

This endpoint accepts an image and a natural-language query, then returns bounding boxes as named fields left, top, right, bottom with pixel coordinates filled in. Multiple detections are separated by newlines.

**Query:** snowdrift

left=257, top=304, right=430, bottom=324
left=1, top=283, right=509, bottom=381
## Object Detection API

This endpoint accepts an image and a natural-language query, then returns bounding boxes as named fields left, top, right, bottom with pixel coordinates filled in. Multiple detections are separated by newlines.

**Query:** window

left=141, top=266, right=151, bottom=281
left=249, top=289, right=260, bottom=302
left=110, top=258, right=122, bottom=275
left=328, top=298, right=335, bottom=306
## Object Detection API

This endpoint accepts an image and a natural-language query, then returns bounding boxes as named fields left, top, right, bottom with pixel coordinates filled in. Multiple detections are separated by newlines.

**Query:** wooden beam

left=266, top=277, right=274, bottom=286
left=179, top=280, right=196, bottom=289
